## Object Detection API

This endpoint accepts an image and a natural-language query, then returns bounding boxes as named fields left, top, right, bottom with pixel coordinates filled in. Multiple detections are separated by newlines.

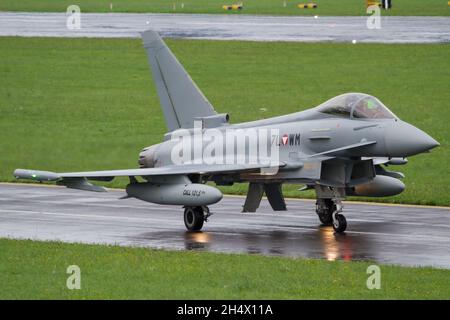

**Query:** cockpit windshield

left=352, top=96, right=396, bottom=119
left=317, top=93, right=397, bottom=120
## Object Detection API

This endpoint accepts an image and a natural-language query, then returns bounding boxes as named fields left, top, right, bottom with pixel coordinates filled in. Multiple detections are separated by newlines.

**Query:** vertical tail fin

left=142, top=30, right=217, bottom=131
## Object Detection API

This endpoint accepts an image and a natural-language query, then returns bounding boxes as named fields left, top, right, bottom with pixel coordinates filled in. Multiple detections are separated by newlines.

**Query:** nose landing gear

left=316, top=198, right=347, bottom=233
left=331, top=201, right=347, bottom=233
left=315, top=198, right=335, bottom=225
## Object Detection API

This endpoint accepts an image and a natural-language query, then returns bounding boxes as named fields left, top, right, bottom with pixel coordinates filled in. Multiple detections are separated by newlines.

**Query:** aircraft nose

left=385, top=121, right=439, bottom=157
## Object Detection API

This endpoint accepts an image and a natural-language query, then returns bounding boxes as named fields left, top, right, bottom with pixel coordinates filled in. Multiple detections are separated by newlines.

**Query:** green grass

left=0, top=238, right=449, bottom=299
left=0, top=0, right=449, bottom=16
left=0, top=37, right=449, bottom=205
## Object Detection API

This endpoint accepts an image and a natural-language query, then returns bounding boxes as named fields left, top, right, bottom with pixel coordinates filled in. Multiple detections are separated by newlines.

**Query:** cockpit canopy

left=317, top=93, right=397, bottom=120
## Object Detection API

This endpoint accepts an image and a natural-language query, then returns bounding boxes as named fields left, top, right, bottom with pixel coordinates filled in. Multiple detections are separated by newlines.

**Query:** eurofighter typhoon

left=14, top=30, right=439, bottom=233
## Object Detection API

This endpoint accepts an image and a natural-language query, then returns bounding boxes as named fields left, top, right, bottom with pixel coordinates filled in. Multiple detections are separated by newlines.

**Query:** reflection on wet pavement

left=137, top=226, right=375, bottom=263
left=1, top=184, right=449, bottom=268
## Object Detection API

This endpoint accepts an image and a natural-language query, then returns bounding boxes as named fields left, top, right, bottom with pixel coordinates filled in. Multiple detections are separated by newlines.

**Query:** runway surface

left=0, top=184, right=449, bottom=268
left=0, top=12, right=449, bottom=43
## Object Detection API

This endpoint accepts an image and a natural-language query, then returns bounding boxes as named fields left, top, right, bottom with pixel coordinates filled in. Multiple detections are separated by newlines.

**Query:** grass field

left=0, top=37, right=448, bottom=205
left=0, top=0, right=449, bottom=16
left=0, top=238, right=449, bottom=299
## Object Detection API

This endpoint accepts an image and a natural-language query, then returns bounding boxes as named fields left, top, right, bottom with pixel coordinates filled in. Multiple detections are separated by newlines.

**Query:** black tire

left=316, top=199, right=335, bottom=225
left=184, top=207, right=204, bottom=231
left=333, top=214, right=347, bottom=233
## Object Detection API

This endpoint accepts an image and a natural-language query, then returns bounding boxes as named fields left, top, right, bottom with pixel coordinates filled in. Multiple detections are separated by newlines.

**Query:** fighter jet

left=14, top=30, right=439, bottom=233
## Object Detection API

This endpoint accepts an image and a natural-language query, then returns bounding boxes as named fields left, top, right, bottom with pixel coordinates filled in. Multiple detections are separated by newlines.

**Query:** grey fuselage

left=138, top=103, right=438, bottom=188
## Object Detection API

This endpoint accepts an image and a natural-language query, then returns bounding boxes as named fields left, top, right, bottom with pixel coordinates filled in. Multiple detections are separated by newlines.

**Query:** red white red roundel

left=282, top=134, right=288, bottom=145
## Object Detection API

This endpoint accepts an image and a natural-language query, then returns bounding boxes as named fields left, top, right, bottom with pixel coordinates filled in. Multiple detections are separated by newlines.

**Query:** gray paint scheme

left=13, top=30, right=440, bottom=233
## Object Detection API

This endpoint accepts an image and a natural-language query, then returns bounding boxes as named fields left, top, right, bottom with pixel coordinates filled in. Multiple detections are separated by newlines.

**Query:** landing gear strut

left=316, top=198, right=347, bottom=233
left=183, top=206, right=210, bottom=231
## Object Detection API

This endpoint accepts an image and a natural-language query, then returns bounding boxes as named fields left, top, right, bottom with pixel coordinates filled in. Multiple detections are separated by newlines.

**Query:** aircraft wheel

left=316, top=199, right=334, bottom=225
left=332, top=214, right=347, bottom=233
left=184, top=206, right=204, bottom=231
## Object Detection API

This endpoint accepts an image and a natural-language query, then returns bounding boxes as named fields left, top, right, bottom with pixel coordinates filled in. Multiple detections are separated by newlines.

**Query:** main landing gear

left=316, top=198, right=347, bottom=233
left=183, top=206, right=211, bottom=231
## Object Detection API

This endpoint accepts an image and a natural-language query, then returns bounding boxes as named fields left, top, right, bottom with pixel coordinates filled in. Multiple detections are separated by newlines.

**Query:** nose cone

left=385, top=121, right=439, bottom=157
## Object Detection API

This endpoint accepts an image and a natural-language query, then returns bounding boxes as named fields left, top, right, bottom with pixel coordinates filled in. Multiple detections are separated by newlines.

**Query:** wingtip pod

left=13, top=169, right=60, bottom=182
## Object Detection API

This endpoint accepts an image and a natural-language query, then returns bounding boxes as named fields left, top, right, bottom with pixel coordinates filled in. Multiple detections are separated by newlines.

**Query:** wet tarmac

left=0, top=12, right=449, bottom=43
left=0, top=183, right=449, bottom=268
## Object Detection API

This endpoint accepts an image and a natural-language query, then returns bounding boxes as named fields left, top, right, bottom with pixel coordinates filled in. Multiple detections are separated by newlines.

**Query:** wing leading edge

left=14, top=162, right=282, bottom=183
